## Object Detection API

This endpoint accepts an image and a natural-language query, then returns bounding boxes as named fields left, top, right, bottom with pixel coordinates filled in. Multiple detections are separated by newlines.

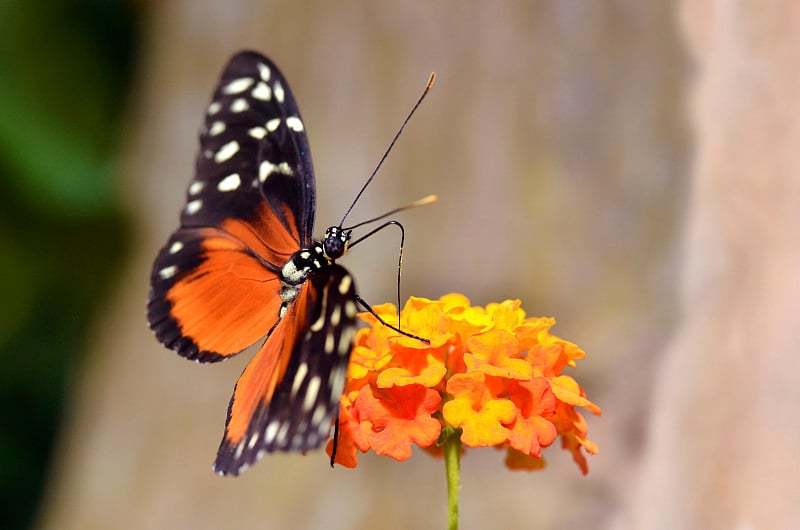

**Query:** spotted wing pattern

left=213, top=265, right=358, bottom=475
left=147, top=51, right=314, bottom=361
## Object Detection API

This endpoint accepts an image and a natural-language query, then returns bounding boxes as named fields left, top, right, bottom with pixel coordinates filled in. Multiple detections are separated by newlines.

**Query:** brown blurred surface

left=627, top=2, right=800, bottom=528
left=35, top=1, right=800, bottom=529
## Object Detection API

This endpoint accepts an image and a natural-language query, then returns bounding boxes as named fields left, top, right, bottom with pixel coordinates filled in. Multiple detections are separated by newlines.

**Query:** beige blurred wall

left=35, top=1, right=799, bottom=529
left=626, top=2, right=800, bottom=528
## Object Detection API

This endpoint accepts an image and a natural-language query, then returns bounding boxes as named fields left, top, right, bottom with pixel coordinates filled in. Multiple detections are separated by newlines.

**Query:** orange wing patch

left=219, top=201, right=300, bottom=267
left=166, top=228, right=283, bottom=358
left=223, top=283, right=310, bottom=445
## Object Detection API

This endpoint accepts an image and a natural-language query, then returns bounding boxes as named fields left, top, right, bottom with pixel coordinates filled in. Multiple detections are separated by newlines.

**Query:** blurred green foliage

left=0, top=1, right=138, bottom=528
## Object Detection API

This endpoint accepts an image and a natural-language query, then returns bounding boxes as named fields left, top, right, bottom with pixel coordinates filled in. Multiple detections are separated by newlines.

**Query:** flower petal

left=504, top=448, right=547, bottom=471
left=464, top=329, right=532, bottom=380
left=550, top=375, right=602, bottom=415
left=355, top=385, right=442, bottom=461
left=376, top=353, right=447, bottom=388
left=443, top=372, right=516, bottom=447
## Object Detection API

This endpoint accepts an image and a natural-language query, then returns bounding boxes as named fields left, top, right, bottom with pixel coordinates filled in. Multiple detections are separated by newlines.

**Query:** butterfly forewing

left=147, top=51, right=316, bottom=361
left=184, top=51, right=315, bottom=243
left=213, top=265, right=358, bottom=476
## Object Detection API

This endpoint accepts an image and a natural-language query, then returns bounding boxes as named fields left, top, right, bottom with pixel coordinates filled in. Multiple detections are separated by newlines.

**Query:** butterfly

left=147, top=51, right=433, bottom=476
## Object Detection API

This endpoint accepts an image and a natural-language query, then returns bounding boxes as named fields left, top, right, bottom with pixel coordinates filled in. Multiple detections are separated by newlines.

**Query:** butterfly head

left=322, top=226, right=352, bottom=261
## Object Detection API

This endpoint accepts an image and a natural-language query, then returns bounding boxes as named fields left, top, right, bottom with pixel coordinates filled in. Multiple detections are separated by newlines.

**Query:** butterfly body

left=147, top=51, right=360, bottom=475
left=279, top=226, right=351, bottom=305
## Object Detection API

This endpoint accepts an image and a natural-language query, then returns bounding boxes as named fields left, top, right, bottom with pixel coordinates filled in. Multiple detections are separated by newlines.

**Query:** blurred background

left=2, top=1, right=798, bottom=529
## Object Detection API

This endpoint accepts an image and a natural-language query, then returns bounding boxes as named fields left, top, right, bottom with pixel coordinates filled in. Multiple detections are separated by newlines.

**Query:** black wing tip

left=230, top=49, right=271, bottom=63
left=171, top=337, right=226, bottom=363
left=212, top=419, right=332, bottom=476
left=147, top=310, right=226, bottom=363
left=212, top=439, right=267, bottom=477
left=224, top=51, right=284, bottom=77
left=147, top=285, right=231, bottom=363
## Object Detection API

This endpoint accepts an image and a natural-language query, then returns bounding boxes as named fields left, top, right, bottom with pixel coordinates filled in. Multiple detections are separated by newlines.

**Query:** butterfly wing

left=148, top=51, right=316, bottom=361
left=214, top=265, right=358, bottom=476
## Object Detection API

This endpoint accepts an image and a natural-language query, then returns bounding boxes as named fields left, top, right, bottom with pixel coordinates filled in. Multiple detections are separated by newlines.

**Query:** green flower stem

left=442, top=426, right=461, bottom=530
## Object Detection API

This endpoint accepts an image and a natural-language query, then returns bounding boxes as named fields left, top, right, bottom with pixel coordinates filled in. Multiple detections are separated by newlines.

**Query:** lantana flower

left=326, top=294, right=600, bottom=472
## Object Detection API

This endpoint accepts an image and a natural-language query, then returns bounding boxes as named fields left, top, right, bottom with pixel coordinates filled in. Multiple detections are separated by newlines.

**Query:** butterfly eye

left=322, top=226, right=351, bottom=260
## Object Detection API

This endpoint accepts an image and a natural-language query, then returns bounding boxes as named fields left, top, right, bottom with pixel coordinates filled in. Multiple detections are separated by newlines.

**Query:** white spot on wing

left=259, top=160, right=294, bottom=181
left=276, top=423, right=289, bottom=445
left=222, top=77, right=254, bottom=95
left=264, top=421, right=279, bottom=443
left=338, top=275, right=352, bottom=295
left=257, top=62, right=271, bottom=81
left=248, top=126, right=266, bottom=139
left=217, top=173, right=241, bottom=192
left=251, top=82, right=271, bottom=101
left=309, top=285, right=328, bottom=332
left=266, top=118, right=281, bottom=132
left=291, top=362, right=309, bottom=397
left=311, top=403, right=328, bottom=426
left=344, top=300, right=357, bottom=318
left=303, top=376, right=321, bottom=412
left=248, top=433, right=259, bottom=449
left=340, top=327, right=356, bottom=356
left=188, top=181, right=204, bottom=195
left=208, top=121, right=226, bottom=136
left=169, top=241, right=183, bottom=254
left=286, top=116, right=304, bottom=132
left=230, top=98, right=249, bottom=113
left=324, top=330, right=335, bottom=354
left=259, top=160, right=277, bottom=182
left=330, top=305, right=341, bottom=326
left=330, top=365, right=347, bottom=397
left=310, top=312, right=326, bottom=332
left=214, top=140, right=240, bottom=163
left=207, top=101, right=221, bottom=115
left=274, top=81, right=285, bottom=103
left=278, top=162, right=293, bottom=175
left=185, top=199, right=202, bottom=215
left=159, top=265, right=177, bottom=279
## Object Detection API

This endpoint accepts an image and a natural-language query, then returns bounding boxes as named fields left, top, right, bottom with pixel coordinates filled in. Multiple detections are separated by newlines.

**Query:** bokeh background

left=2, top=1, right=798, bottom=529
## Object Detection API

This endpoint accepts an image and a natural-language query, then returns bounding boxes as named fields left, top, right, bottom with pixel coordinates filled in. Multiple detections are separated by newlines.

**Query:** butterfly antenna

left=339, top=72, right=437, bottom=227
left=343, top=194, right=437, bottom=233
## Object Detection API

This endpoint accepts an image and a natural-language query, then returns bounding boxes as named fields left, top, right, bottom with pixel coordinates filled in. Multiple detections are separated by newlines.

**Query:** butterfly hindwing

left=213, top=265, right=358, bottom=476
left=147, top=51, right=316, bottom=361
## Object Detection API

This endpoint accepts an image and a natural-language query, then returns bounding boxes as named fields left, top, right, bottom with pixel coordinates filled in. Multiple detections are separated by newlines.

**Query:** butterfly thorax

left=278, top=226, right=352, bottom=304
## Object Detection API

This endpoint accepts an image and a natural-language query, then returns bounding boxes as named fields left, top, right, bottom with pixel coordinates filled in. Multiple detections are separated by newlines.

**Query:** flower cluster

left=326, top=294, right=601, bottom=473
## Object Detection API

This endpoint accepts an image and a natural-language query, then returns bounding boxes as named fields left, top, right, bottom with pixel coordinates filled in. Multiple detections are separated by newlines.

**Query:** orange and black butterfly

left=147, top=51, right=432, bottom=476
